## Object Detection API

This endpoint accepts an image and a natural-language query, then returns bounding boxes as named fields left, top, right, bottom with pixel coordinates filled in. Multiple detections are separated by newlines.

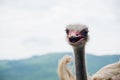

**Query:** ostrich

left=65, top=24, right=89, bottom=80
left=57, top=24, right=120, bottom=80
left=59, top=24, right=89, bottom=80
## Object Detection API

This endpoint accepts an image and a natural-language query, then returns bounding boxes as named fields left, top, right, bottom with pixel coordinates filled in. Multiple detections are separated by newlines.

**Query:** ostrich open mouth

left=69, top=36, right=84, bottom=43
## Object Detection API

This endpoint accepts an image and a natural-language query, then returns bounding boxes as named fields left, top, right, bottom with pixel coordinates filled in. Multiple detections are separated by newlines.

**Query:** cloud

left=0, top=0, right=120, bottom=59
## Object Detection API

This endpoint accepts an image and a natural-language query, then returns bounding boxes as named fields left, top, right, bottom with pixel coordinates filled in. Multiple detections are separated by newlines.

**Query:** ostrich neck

left=73, top=46, right=87, bottom=80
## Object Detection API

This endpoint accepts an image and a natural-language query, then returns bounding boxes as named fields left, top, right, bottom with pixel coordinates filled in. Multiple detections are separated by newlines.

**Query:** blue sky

left=0, top=0, right=120, bottom=60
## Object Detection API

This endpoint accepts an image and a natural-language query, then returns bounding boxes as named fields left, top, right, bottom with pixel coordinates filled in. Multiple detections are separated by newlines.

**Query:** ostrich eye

left=80, top=29, right=88, bottom=36
left=65, top=29, right=69, bottom=34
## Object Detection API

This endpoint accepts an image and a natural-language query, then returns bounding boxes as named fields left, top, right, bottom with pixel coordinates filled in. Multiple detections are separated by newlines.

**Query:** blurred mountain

left=0, top=52, right=119, bottom=80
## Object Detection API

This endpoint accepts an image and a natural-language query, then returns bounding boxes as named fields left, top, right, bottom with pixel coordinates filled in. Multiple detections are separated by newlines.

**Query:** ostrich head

left=65, top=24, right=89, bottom=48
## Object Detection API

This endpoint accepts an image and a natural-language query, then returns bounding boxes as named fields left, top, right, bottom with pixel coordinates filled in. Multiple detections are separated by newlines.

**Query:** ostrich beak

left=68, top=31, right=84, bottom=43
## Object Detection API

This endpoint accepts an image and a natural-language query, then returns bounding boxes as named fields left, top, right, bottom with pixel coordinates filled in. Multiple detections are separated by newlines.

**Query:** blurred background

left=0, top=0, right=120, bottom=80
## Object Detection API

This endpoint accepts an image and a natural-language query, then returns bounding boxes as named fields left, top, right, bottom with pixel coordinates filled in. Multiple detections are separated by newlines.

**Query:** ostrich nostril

left=76, top=33, right=79, bottom=36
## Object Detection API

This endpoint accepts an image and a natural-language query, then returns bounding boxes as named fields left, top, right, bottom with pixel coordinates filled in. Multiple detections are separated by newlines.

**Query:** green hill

left=0, top=52, right=119, bottom=80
